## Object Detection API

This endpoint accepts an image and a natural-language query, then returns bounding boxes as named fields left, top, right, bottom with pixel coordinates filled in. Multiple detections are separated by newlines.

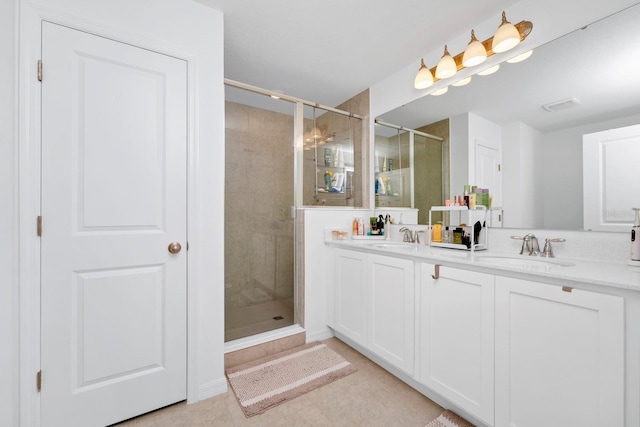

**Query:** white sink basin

left=474, top=255, right=574, bottom=269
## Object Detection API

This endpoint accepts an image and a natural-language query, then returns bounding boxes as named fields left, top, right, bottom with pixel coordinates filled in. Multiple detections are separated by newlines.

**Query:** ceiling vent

left=542, top=97, right=581, bottom=112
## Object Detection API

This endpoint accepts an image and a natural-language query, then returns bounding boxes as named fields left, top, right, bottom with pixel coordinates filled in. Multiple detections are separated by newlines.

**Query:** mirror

left=376, top=4, right=640, bottom=230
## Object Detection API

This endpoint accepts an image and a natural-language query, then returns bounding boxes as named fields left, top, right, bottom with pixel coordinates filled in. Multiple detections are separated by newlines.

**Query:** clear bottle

left=443, top=226, right=451, bottom=243
left=352, top=218, right=359, bottom=237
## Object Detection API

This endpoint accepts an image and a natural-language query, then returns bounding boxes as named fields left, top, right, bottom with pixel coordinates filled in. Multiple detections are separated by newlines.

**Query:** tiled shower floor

left=224, top=298, right=294, bottom=342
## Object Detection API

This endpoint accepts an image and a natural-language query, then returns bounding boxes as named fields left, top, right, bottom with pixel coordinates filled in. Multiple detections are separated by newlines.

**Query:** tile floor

left=225, top=299, right=294, bottom=342
left=116, top=337, right=443, bottom=426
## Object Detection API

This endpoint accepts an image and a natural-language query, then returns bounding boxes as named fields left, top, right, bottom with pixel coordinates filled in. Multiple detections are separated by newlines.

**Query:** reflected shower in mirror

left=374, top=120, right=449, bottom=225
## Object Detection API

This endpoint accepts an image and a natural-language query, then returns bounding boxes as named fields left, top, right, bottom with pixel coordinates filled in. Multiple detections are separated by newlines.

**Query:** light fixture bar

left=423, top=20, right=532, bottom=84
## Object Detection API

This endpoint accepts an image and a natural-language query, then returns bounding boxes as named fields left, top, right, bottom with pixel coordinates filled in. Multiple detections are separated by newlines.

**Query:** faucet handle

left=541, top=238, right=565, bottom=258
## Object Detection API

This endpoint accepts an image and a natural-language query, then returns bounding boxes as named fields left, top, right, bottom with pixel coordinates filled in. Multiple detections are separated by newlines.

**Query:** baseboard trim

left=194, top=377, right=227, bottom=402
left=305, top=326, right=334, bottom=343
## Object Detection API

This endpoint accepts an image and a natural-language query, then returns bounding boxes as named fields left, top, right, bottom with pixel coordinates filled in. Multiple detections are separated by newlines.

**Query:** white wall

left=541, top=112, right=640, bottom=229
left=502, top=122, right=544, bottom=228
left=450, top=114, right=470, bottom=200
left=303, top=208, right=371, bottom=342
left=11, top=1, right=225, bottom=424
left=1, top=1, right=18, bottom=426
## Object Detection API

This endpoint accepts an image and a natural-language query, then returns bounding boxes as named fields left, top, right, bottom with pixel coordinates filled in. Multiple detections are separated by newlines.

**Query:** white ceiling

left=197, top=0, right=520, bottom=107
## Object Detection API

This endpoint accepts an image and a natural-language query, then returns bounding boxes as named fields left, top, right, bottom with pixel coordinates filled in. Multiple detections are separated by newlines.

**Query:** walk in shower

left=224, top=82, right=363, bottom=342
left=224, top=86, right=295, bottom=341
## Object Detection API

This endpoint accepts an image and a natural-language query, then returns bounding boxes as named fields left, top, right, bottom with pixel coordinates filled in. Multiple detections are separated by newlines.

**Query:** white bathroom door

left=40, top=22, right=187, bottom=426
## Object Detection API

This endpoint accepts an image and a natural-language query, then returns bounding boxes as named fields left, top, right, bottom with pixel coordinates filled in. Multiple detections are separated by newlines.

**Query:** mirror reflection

left=377, top=4, right=640, bottom=231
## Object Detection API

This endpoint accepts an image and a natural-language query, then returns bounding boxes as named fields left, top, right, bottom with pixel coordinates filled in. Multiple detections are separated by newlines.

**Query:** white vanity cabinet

left=418, top=263, right=495, bottom=425
left=332, top=248, right=368, bottom=347
left=368, top=253, right=415, bottom=375
left=494, top=276, right=624, bottom=427
left=331, top=248, right=415, bottom=375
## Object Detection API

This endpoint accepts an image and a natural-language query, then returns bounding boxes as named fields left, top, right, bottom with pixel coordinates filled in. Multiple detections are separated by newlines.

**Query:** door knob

left=168, top=242, right=182, bottom=254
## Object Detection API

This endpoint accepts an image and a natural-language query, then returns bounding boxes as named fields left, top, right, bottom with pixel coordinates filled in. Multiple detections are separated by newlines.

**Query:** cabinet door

left=419, top=264, right=494, bottom=425
left=333, top=249, right=368, bottom=347
left=495, top=277, right=624, bottom=427
left=368, top=254, right=415, bottom=374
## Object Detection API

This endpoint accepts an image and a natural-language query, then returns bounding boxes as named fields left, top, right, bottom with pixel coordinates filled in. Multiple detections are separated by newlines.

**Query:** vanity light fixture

left=462, top=30, right=487, bottom=67
left=506, top=49, right=533, bottom=63
left=435, top=45, right=457, bottom=79
left=492, top=11, right=522, bottom=53
left=414, top=58, right=434, bottom=89
left=413, top=12, right=532, bottom=90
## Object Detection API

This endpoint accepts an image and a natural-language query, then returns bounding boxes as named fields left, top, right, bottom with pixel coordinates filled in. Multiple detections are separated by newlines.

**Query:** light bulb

left=435, top=45, right=457, bottom=79
left=462, top=30, right=487, bottom=67
left=414, top=58, right=434, bottom=89
left=492, top=11, right=521, bottom=53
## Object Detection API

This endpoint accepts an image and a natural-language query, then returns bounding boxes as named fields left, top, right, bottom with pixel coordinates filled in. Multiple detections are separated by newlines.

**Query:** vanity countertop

left=326, top=239, right=640, bottom=292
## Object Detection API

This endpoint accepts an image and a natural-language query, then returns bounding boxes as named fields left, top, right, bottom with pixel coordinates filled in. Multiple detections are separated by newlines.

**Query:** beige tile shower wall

left=225, top=101, right=295, bottom=310
left=416, top=119, right=450, bottom=225
left=335, top=89, right=370, bottom=208
left=303, top=89, right=370, bottom=207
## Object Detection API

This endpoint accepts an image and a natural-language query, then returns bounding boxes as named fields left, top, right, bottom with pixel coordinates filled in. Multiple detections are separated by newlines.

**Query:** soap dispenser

left=631, top=208, right=640, bottom=262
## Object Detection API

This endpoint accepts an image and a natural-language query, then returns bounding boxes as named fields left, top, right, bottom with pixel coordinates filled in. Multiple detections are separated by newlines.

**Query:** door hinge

left=36, top=371, right=42, bottom=392
left=498, top=164, right=501, bottom=172
left=37, top=216, right=42, bottom=236
left=37, top=60, right=43, bottom=82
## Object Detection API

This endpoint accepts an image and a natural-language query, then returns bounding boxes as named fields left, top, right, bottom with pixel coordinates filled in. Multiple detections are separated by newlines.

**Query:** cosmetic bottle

left=443, top=226, right=451, bottom=243
left=352, top=218, right=358, bottom=236
left=453, top=228, right=463, bottom=245
left=464, top=185, right=470, bottom=207
left=432, top=223, right=442, bottom=243
left=357, top=217, right=364, bottom=236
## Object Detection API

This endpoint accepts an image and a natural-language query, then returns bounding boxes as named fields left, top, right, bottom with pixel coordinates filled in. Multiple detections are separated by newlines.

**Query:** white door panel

left=475, top=142, right=501, bottom=207
left=41, top=22, right=187, bottom=427
left=583, top=124, right=640, bottom=231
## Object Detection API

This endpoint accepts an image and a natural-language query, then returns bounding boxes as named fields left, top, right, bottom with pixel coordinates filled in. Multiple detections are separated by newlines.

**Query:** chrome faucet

left=512, top=234, right=567, bottom=257
left=399, top=227, right=420, bottom=243
left=512, top=233, right=541, bottom=256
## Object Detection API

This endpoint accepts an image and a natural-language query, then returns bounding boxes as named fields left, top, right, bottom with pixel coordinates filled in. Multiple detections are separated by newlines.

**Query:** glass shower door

left=224, top=86, right=295, bottom=342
